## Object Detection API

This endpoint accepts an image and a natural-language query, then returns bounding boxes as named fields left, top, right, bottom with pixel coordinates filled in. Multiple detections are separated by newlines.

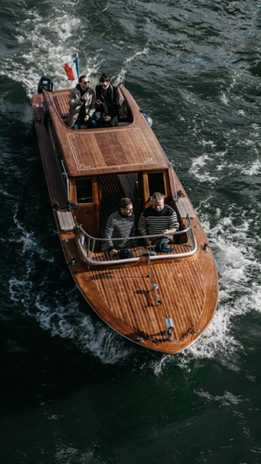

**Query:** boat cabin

left=69, top=169, right=175, bottom=239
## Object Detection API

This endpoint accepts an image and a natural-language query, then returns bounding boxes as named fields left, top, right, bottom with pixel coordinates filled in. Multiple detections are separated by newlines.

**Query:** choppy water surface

left=1, top=1, right=261, bottom=463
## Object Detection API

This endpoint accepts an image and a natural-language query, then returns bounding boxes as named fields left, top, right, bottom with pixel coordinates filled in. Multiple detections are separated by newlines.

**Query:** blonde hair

left=152, top=192, right=164, bottom=202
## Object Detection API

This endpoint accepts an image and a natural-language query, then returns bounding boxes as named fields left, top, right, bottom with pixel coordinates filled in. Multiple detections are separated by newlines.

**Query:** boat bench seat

left=53, top=93, right=70, bottom=120
left=52, top=91, right=132, bottom=126
left=118, top=100, right=130, bottom=121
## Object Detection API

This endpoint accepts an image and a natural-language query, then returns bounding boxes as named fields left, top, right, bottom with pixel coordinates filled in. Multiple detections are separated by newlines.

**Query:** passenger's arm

left=68, top=89, right=83, bottom=112
left=104, top=217, right=118, bottom=256
left=138, top=214, right=151, bottom=246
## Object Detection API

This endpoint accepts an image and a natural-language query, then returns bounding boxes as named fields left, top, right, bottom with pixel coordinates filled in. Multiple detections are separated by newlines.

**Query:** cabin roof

left=35, top=86, right=170, bottom=178
left=64, top=126, right=169, bottom=177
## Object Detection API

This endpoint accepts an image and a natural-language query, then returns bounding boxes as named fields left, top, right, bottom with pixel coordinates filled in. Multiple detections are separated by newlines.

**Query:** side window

left=148, top=172, right=165, bottom=196
left=76, top=179, right=93, bottom=203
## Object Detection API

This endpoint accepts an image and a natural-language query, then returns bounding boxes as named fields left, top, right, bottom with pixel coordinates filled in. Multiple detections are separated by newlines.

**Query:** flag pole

left=64, top=53, right=80, bottom=81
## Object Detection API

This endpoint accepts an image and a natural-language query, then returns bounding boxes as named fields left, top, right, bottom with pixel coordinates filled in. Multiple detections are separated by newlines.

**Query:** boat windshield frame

left=75, top=215, right=197, bottom=266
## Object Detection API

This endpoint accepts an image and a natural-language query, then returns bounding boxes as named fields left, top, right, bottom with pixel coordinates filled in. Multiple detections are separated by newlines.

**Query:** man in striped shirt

left=138, top=192, right=179, bottom=247
left=104, top=198, right=135, bottom=257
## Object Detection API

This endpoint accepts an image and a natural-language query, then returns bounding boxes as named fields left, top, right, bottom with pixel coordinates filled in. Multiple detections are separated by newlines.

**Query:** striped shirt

left=138, top=205, right=179, bottom=242
left=104, top=212, right=135, bottom=250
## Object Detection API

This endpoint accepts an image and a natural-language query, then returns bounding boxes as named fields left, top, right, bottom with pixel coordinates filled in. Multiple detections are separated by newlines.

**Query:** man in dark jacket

left=95, top=73, right=120, bottom=127
left=68, top=75, right=96, bottom=129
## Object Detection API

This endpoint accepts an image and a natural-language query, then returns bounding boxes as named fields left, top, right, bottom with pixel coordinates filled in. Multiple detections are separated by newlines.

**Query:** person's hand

left=96, top=99, right=102, bottom=105
left=81, top=93, right=88, bottom=101
left=104, top=115, right=111, bottom=122
left=84, top=115, right=90, bottom=121
left=110, top=249, right=118, bottom=256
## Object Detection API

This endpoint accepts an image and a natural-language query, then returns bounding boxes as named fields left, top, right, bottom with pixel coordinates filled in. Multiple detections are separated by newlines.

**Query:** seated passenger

left=67, top=75, right=96, bottom=129
left=104, top=198, right=135, bottom=257
left=138, top=192, right=179, bottom=250
left=95, top=73, right=120, bottom=127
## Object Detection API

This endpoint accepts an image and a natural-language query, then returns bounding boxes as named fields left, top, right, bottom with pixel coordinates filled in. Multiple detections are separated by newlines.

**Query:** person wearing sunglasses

left=95, top=73, right=120, bottom=127
left=67, top=75, right=96, bottom=129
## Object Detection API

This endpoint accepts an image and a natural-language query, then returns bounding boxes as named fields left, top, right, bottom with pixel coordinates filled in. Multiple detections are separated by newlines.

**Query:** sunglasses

left=82, top=81, right=89, bottom=84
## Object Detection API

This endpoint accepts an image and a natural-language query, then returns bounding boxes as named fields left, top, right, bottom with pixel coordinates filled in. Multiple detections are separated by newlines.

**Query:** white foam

left=0, top=8, right=86, bottom=96
left=242, top=158, right=261, bottom=176
left=195, top=389, right=247, bottom=406
left=11, top=206, right=53, bottom=263
left=27, top=288, right=131, bottom=364
left=190, top=154, right=219, bottom=182
left=115, top=46, right=149, bottom=85
left=55, top=445, right=94, bottom=464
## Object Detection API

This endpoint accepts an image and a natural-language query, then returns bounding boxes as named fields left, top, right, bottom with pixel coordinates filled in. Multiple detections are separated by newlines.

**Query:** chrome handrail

left=75, top=215, right=197, bottom=266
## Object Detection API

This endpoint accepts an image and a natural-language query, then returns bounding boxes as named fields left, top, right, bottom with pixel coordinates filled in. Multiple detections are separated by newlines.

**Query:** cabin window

left=76, top=179, right=93, bottom=203
left=148, top=172, right=165, bottom=196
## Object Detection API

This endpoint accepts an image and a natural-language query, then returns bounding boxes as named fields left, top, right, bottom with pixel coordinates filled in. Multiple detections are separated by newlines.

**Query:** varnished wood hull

left=31, top=81, right=218, bottom=354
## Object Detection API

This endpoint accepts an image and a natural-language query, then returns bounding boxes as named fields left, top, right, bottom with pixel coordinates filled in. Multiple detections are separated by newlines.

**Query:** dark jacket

left=95, top=84, right=120, bottom=119
left=67, top=84, right=96, bottom=127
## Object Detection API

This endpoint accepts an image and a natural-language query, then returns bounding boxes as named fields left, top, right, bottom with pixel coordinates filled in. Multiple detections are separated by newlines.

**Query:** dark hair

left=99, top=73, right=110, bottom=83
left=118, top=197, right=132, bottom=210
left=79, top=74, right=88, bottom=82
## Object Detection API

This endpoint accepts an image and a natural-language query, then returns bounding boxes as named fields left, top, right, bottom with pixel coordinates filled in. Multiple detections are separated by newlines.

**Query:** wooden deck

left=89, top=257, right=204, bottom=343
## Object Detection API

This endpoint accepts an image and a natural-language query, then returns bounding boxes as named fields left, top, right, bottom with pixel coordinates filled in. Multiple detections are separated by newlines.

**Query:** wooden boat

left=30, top=76, right=218, bottom=354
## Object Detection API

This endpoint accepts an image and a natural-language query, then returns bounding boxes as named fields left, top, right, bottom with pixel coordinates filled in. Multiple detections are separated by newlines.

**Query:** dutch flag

left=64, top=55, right=80, bottom=81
